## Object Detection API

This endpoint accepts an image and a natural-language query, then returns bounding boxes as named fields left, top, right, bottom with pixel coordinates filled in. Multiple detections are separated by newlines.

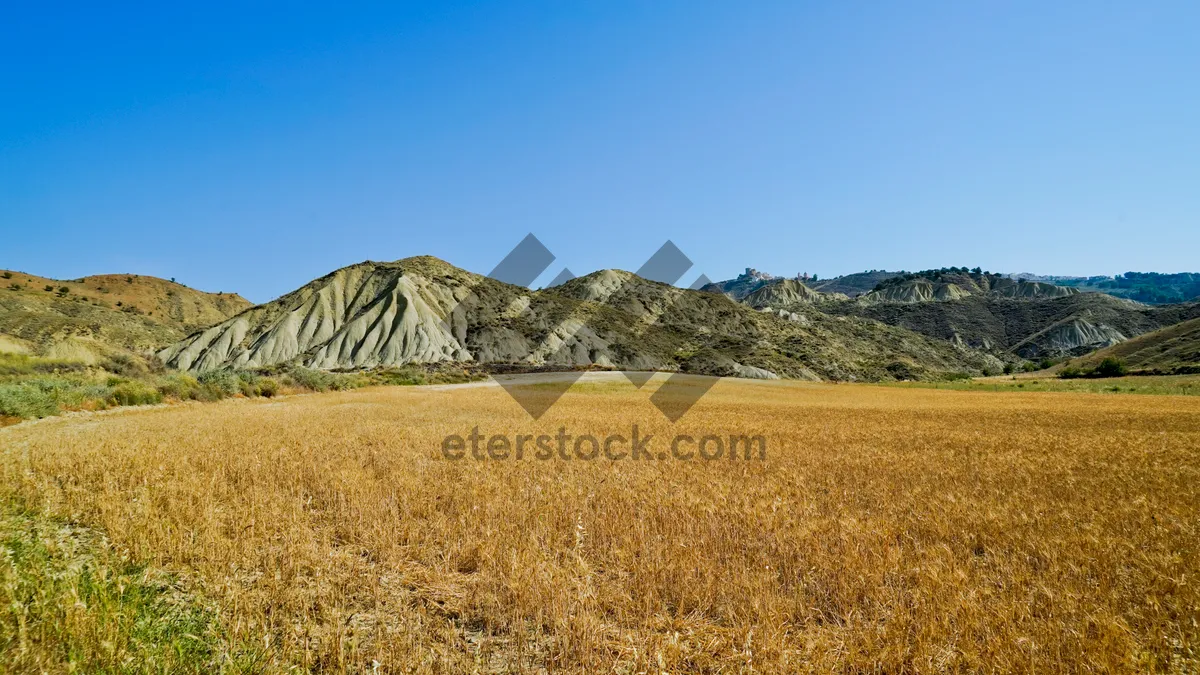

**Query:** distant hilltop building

left=740, top=267, right=776, bottom=282
left=735, top=268, right=819, bottom=284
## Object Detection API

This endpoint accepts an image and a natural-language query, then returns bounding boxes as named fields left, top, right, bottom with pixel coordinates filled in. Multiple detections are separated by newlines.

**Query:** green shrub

left=332, top=372, right=367, bottom=390
left=237, top=374, right=260, bottom=397
left=0, top=383, right=59, bottom=418
left=286, top=367, right=365, bottom=392
left=257, top=378, right=279, bottom=398
left=197, top=370, right=239, bottom=396
left=228, top=370, right=281, bottom=398
left=1058, top=357, right=1128, bottom=380
left=156, top=374, right=202, bottom=400
left=1093, top=357, right=1128, bottom=378
left=375, top=366, right=427, bottom=386
left=108, top=381, right=163, bottom=407
left=1039, top=358, right=1055, bottom=370
left=194, top=385, right=226, bottom=402
left=1002, top=363, right=1015, bottom=375
left=0, top=377, right=112, bottom=418
left=32, top=360, right=87, bottom=375
left=1059, top=365, right=1084, bottom=379
left=101, top=354, right=147, bottom=378
left=0, top=272, right=10, bottom=279
left=885, top=361, right=919, bottom=381
left=286, top=367, right=333, bottom=392
left=0, top=354, right=38, bottom=377
left=50, top=381, right=110, bottom=410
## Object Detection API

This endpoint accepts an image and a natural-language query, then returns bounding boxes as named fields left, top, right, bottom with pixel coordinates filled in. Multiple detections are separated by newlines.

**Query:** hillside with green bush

left=1062, top=317, right=1200, bottom=376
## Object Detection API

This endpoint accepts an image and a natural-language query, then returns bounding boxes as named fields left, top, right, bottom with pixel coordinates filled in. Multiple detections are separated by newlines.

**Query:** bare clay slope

left=741, top=278, right=833, bottom=308
left=161, top=257, right=1001, bottom=381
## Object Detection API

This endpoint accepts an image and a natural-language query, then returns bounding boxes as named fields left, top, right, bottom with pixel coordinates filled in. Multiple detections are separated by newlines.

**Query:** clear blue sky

left=2, top=2, right=1197, bottom=303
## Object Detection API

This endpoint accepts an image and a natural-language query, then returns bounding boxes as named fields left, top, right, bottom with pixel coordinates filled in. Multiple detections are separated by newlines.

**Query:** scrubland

left=889, top=371, right=1200, bottom=397
left=0, top=352, right=480, bottom=426
left=1, top=376, right=1198, bottom=673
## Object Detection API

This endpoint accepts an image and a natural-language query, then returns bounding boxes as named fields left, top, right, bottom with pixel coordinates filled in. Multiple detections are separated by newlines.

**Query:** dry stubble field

left=1, top=374, right=1198, bottom=673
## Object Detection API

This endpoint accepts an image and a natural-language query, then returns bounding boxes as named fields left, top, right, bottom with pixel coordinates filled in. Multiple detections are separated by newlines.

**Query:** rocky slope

left=0, top=268, right=250, bottom=360
left=160, top=257, right=1004, bottom=381
left=707, top=266, right=1190, bottom=360
left=742, top=279, right=837, bottom=308
left=824, top=292, right=1200, bottom=359
left=1070, top=317, right=1200, bottom=374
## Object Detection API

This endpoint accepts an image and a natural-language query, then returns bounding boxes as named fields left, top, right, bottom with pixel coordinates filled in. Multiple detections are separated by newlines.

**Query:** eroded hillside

left=824, top=292, right=1200, bottom=358
left=160, top=257, right=1004, bottom=381
left=1071, top=316, right=1200, bottom=374
left=858, top=270, right=1078, bottom=304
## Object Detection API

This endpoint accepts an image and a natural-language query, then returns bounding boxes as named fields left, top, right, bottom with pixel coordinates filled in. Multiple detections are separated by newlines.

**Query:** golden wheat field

left=1, top=374, right=1198, bottom=673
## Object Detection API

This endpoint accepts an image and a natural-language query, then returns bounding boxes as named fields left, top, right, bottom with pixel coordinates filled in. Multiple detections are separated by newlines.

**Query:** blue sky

left=2, top=2, right=1197, bottom=303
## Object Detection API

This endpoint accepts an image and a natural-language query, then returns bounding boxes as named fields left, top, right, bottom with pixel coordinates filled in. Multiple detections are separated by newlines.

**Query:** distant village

left=740, top=267, right=819, bottom=283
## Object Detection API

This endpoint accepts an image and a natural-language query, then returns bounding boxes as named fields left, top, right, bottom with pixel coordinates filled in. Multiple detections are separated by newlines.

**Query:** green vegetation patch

left=0, top=350, right=481, bottom=424
left=0, top=353, right=88, bottom=377
left=0, top=500, right=262, bottom=673
left=885, top=372, right=1200, bottom=396
left=1059, top=356, right=1128, bottom=379
left=0, top=382, right=60, bottom=419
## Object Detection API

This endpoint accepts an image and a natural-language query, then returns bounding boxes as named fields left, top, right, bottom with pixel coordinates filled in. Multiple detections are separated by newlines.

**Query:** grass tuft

left=0, top=499, right=265, bottom=673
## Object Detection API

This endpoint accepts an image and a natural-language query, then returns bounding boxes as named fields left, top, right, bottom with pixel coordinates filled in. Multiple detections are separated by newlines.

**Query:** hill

left=824, top=292, right=1200, bottom=359
left=741, top=278, right=842, bottom=308
left=809, top=270, right=901, bottom=297
left=160, top=256, right=1005, bottom=382
left=703, top=268, right=1082, bottom=305
left=712, top=267, right=1200, bottom=305
left=1070, top=317, right=1200, bottom=374
left=707, top=265, right=1200, bottom=362
left=0, top=268, right=250, bottom=360
left=698, top=267, right=779, bottom=300
left=1046, top=272, right=1200, bottom=304
left=860, top=269, right=1077, bottom=304
left=705, top=269, right=900, bottom=300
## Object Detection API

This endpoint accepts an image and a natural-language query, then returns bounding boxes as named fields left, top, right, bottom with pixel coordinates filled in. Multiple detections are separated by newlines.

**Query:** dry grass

left=0, top=268, right=250, bottom=331
left=1, top=377, right=1198, bottom=673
